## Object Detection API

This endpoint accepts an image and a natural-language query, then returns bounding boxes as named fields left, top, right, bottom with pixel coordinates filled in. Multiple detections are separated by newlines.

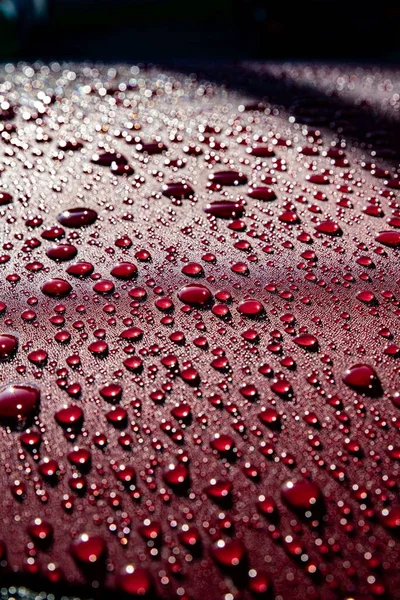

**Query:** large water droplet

left=237, top=299, right=265, bottom=317
left=178, top=284, right=212, bottom=307
left=375, top=231, right=400, bottom=248
left=209, top=170, right=248, bottom=186
left=162, top=182, right=194, bottom=199
left=57, top=207, right=98, bottom=228
left=71, top=533, right=107, bottom=565
left=41, top=278, right=72, bottom=298
left=0, top=384, right=40, bottom=426
left=204, top=201, right=244, bottom=219
left=343, top=364, right=382, bottom=397
left=0, top=333, right=18, bottom=360
left=117, top=565, right=153, bottom=596
left=281, top=478, right=324, bottom=521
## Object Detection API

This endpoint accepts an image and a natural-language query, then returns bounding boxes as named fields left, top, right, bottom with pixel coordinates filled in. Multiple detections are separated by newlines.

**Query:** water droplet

left=57, top=207, right=98, bottom=228
left=41, top=278, right=72, bottom=298
left=281, top=478, right=323, bottom=519
left=204, top=201, right=244, bottom=219
left=343, top=364, right=382, bottom=397
left=46, top=244, right=77, bottom=262
left=0, top=333, right=18, bottom=360
left=314, top=220, right=342, bottom=235
left=111, top=262, right=138, bottom=280
left=0, top=384, right=40, bottom=426
left=209, top=170, right=248, bottom=186
left=162, top=182, right=194, bottom=199
left=293, top=334, right=318, bottom=351
left=237, top=299, right=265, bottom=317
left=55, top=405, right=84, bottom=429
left=178, top=284, right=212, bottom=307
left=0, top=192, right=13, bottom=206
left=66, top=262, right=94, bottom=278
left=247, top=186, right=277, bottom=201
left=71, top=533, right=107, bottom=565
left=117, top=565, right=153, bottom=596
left=380, top=506, right=400, bottom=530
left=375, top=231, right=400, bottom=248
left=28, top=518, right=53, bottom=547
left=211, top=538, right=246, bottom=568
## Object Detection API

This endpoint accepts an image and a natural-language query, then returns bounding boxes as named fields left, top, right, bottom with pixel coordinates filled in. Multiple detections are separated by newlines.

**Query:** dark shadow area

left=1, top=1, right=400, bottom=63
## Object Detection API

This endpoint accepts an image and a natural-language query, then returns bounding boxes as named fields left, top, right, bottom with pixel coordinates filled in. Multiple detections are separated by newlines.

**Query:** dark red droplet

left=307, top=174, right=330, bottom=185
left=270, top=378, right=293, bottom=399
left=0, top=333, right=18, bottom=360
left=117, top=565, right=153, bottom=596
left=25, top=216, right=43, bottom=228
left=163, top=463, right=190, bottom=489
left=204, top=201, right=244, bottom=219
left=68, top=448, right=91, bottom=471
left=41, top=226, right=65, bottom=241
left=211, top=433, right=236, bottom=456
left=92, top=151, right=127, bottom=166
left=181, top=262, right=204, bottom=277
left=356, top=290, right=377, bottom=305
left=88, top=340, right=109, bottom=356
left=0, top=384, right=40, bottom=425
left=57, top=207, right=98, bottom=228
left=259, top=408, right=281, bottom=429
left=238, top=299, right=264, bottom=317
left=0, top=192, right=13, bottom=206
left=28, top=349, right=48, bottom=366
left=281, top=478, right=323, bottom=516
left=120, top=327, right=144, bottom=342
left=178, top=526, right=201, bottom=549
left=279, top=210, right=300, bottom=224
left=178, top=284, right=212, bottom=307
left=343, top=364, right=382, bottom=396
left=58, top=139, right=83, bottom=151
left=388, top=216, right=400, bottom=229
left=380, top=506, right=400, bottom=530
left=20, top=430, right=42, bottom=450
left=206, top=479, right=233, bottom=502
left=66, top=262, right=94, bottom=278
left=386, top=177, right=400, bottom=190
left=110, top=262, right=138, bottom=280
left=123, top=356, right=143, bottom=373
left=375, top=231, right=400, bottom=248
left=38, top=458, right=59, bottom=480
left=99, top=383, right=122, bottom=403
left=247, top=187, right=277, bottom=201
left=93, top=280, right=115, bottom=295
left=180, top=366, right=200, bottom=385
left=27, top=518, right=53, bottom=547
left=314, top=220, right=342, bottom=235
left=162, top=182, right=194, bottom=199
left=110, top=162, right=134, bottom=176
left=41, top=278, right=72, bottom=298
left=209, top=170, right=248, bottom=186
left=248, top=145, right=275, bottom=158
left=71, top=533, right=107, bottom=565
left=293, top=333, right=318, bottom=351
left=248, top=571, right=272, bottom=595
left=211, top=539, right=246, bottom=568
left=136, top=141, right=167, bottom=155
left=55, top=405, right=84, bottom=429
left=46, top=244, right=77, bottom=262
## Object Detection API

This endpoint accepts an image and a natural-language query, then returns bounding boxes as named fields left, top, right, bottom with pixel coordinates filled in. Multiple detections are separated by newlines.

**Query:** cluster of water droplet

left=0, top=61, right=398, bottom=600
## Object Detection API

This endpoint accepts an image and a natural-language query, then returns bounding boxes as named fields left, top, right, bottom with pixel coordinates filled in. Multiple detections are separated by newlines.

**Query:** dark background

left=0, top=0, right=399, bottom=63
